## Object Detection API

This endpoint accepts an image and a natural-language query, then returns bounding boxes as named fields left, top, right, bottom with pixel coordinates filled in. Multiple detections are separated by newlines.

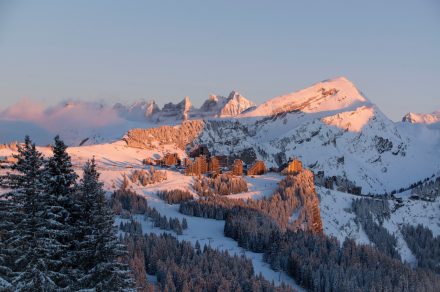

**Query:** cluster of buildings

left=144, top=144, right=307, bottom=179
left=145, top=147, right=364, bottom=195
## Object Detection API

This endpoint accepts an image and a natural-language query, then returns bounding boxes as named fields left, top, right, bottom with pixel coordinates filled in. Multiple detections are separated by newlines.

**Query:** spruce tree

left=0, top=195, right=15, bottom=290
left=2, top=136, right=63, bottom=290
left=76, top=158, right=134, bottom=291
left=44, top=135, right=80, bottom=287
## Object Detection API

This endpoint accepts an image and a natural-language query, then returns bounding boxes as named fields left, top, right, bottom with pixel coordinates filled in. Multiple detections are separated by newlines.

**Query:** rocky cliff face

left=161, top=96, right=192, bottom=121
left=123, top=120, right=204, bottom=149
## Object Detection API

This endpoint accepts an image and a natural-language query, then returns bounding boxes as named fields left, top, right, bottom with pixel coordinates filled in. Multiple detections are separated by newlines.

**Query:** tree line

left=193, top=173, right=248, bottom=196
left=401, top=224, right=440, bottom=273
left=157, top=189, right=193, bottom=204
left=111, top=188, right=188, bottom=235
left=122, top=232, right=293, bottom=292
left=351, top=197, right=400, bottom=259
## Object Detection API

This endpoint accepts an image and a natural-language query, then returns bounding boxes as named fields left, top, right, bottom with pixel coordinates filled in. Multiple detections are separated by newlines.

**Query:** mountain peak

left=219, top=91, right=255, bottom=117
left=402, top=110, right=440, bottom=124
left=241, top=76, right=369, bottom=118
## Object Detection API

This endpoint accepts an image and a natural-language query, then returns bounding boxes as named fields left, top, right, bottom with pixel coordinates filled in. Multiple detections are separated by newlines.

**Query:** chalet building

left=185, top=156, right=208, bottom=176
left=148, top=153, right=181, bottom=167
left=208, top=156, right=220, bottom=174
left=182, top=157, right=192, bottom=168
left=190, top=144, right=210, bottom=158
left=215, top=155, right=228, bottom=168
left=247, top=160, right=266, bottom=176
left=162, top=153, right=180, bottom=166
left=281, top=159, right=303, bottom=175
left=232, top=159, right=243, bottom=176
left=184, top=160, right=195, bottom=176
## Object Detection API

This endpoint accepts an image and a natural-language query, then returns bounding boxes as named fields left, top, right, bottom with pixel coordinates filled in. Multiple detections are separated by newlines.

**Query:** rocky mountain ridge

left=123, top=77, right=440, bottom=194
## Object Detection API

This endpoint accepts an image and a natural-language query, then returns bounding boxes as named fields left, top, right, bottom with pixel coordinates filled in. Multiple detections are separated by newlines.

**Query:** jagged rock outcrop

left=123, top=120, right=204, bottom=149
left=219, top=91, right=255, bottom=117
left=161, top=96, right=192, bottom=121
left=198, top=95, right=227, bottom=116
left=197, top=91, right=255, bottom=118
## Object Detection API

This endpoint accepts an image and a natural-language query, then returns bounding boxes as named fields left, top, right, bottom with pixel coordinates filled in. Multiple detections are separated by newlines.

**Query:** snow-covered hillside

left=194, top=78, right=440, bottom=194
left=318, top=186, right=440, bottom=265
left=1, top=133, right=438, bottom=288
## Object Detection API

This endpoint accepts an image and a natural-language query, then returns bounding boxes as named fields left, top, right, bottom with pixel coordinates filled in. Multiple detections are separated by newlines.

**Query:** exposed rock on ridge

left=123, top=120, right=204, bottom=149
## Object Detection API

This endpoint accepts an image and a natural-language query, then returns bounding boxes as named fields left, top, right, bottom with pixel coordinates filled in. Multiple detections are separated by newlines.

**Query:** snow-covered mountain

left=114, top=100, right=160, bottom=122
left=219, top=91, right=255, bottom=117
left=241, top=77, right=368, bottom=118
left=189, top=77, right=440, bottom=194
left=402, top=110, right=440, bottom=124
left=1, top=77, right=439, bottom=194
left=187, top=91, right=255, bottom=119
left=0, top=91, right=254, bottom=146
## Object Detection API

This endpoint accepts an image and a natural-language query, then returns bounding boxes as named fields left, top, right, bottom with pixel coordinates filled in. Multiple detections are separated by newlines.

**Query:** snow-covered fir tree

left=1, top=136, right=63, bottom=290
left=0, top=194, right=16, bottom=290
left=44, top=135, right=81, bottom=287
left=75, top=158, right=134, bottom=291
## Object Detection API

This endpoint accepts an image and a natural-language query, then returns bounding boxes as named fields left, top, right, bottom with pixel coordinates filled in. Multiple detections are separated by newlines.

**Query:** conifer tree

left=182, top=217, right=188, bottom=230
left=0, top=195, right=15, bottom=290
left=44, top=135, right=80, bottom=287
left=45, top=135, right=77, bottom=201
left=2, top=136, right=63, bottom=290
left=76, top=158, right=134, bottom=291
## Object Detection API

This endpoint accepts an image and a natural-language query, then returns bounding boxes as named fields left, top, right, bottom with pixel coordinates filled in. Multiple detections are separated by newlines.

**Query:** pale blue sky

left=0, top=0, right=439, bottom=120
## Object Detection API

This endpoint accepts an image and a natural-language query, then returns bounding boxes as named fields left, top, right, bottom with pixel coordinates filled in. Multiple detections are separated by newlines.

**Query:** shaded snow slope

left=317, top=187, right=440, bottom=265
left=196, top=105, right=440, bottom=194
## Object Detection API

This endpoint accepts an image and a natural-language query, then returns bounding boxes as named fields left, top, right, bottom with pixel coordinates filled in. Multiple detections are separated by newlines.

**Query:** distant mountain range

left=0, top=90, right=255, bottom=145
left=402, top=110, right=440, bottom=125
